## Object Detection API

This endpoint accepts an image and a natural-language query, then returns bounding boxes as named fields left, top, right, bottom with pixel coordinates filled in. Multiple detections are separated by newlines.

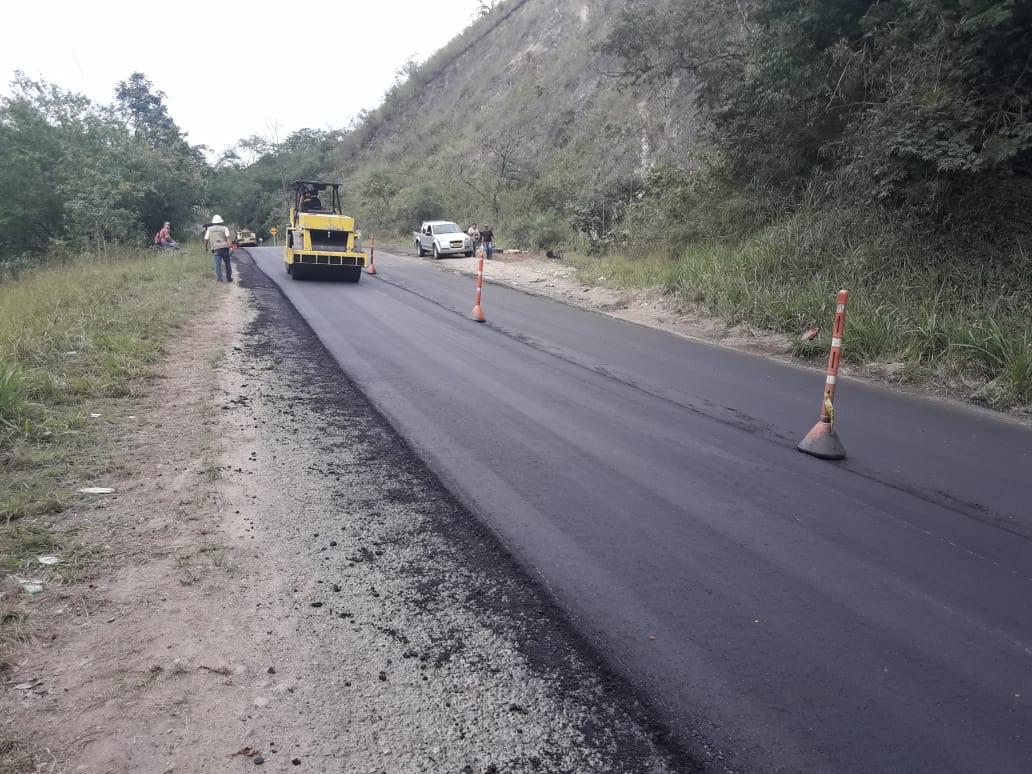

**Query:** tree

left=598, top=0, right=750, bottom=86
left=0, top=72, right=206, bottom=258
left=364, top=171, right=399, bottom=226
left=237, top=135, right=272, bottom=165
left=394, top=184, right=448, bottom=227
left=452, top=125, right=528, bottom=222
left=0, top=86, right=65, bottom=254
left=115, top=72, right=180, bottom=148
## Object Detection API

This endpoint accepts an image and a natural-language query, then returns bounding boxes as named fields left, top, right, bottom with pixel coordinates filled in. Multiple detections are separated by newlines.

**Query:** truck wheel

left=291, top=264, right=302, bottom=280
left=344, top=267, right=362, bottom=283
left=433, top=244, right=440, bottom=260
left=416, top=241, right=426, bottom=257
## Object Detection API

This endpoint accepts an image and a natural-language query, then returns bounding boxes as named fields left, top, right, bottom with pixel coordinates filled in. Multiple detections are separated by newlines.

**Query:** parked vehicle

left=236, top=228, right=259, bottom=247
left=413, top=221, right=473, bottom=259
left=284, top=180, right=367, bottom=282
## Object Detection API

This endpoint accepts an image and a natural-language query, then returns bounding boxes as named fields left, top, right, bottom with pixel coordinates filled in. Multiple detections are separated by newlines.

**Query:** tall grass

left=0, top=365, right=25, bottom=435
left=0, top=247, right=212, bottom=669
left=0, top=247, right=214, bottom=523
left=569, top=215, right=1032, bottom=408
left=0, top=245, right=215, bottom=681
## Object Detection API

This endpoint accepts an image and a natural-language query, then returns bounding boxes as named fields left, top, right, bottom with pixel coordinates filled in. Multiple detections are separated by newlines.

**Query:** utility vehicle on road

left=414, top=221, right=474, bottom=258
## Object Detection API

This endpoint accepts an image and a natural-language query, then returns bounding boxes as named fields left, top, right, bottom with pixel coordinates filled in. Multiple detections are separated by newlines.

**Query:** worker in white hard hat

left=203, top=215, right=233, bottom=282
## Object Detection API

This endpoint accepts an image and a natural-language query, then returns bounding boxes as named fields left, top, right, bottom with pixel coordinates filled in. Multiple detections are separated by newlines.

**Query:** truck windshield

left=434, top=223, right=461, bottom=234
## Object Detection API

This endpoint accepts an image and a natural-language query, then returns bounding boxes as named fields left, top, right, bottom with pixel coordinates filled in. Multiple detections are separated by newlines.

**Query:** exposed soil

left=0, top=258, right=695, bottom=773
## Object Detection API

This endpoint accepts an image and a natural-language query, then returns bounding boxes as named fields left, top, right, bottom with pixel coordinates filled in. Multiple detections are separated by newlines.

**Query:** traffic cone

left=470, top=248, right=486, bottom=322
left=798, top=290, right=849, bottom=461
left=797, top=417, right=846, bottom=460
left=367, top=236, right=377, bottom=275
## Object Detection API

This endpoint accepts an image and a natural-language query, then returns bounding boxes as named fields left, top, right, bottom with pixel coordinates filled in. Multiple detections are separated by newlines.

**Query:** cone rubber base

left=797, top=420, right=846, bottom=460
left=367, top=265, right=377, bottom=275
left=469, top=305, right=486, bottom=322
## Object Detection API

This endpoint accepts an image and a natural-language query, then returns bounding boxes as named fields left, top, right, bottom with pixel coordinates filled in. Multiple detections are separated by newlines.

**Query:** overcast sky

left=1, top=0, right=485, bottom=154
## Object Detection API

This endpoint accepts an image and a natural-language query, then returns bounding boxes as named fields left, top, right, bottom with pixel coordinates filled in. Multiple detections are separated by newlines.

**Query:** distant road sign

left=269, top=227, right=278, bottom=235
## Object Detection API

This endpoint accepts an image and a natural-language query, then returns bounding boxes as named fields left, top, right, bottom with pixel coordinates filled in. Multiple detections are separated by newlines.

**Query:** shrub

left=394, top=184, right=450, bottom=229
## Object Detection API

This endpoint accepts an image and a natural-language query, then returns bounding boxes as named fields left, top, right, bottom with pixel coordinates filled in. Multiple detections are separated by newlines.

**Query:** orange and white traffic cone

left=797, top=289, right=849, bottom=460
left=470, top=248, right=486, bottom=322
left=367, top=236, right=377, bottom=275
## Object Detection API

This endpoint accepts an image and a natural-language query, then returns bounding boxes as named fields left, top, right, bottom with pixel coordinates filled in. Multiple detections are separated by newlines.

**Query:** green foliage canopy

left=0, top=72, right=206, bottom=259
left=603, top=0, right=1032, bottom=227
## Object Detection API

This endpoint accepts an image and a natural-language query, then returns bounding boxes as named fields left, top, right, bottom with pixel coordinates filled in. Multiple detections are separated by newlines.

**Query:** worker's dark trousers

left=213, top=248, right=232, bottom=281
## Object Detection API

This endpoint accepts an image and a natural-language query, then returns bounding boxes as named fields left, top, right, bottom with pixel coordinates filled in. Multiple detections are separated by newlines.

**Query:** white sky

left=0, top=0, right=485, bottom=154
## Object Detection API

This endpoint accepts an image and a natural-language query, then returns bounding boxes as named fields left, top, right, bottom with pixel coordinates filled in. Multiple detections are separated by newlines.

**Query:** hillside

left=210, top=0, right=702, bottom=247
left=342, top=0, right=705, bottom=244
left=210, top=0, right=1032, bottom=409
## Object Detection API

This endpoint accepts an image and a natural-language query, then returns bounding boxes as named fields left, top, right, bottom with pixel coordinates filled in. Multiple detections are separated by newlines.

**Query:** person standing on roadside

left=204, top=215, right=233, bottom=283
left=467, top=222, right=481, bottom=253
left=480, top=225, right=494, bottom=259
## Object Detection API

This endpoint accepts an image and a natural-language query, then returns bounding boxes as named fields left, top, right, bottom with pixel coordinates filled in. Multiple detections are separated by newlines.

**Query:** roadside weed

left=569, top=226, right=1032, bottom=407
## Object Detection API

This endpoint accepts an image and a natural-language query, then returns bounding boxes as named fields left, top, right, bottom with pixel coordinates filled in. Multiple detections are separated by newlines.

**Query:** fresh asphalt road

left=248, top=246, right=1031, bottom=773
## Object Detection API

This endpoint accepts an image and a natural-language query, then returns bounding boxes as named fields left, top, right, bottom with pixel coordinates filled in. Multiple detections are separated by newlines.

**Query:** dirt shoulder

left=1, top=257, right=694, bottom=772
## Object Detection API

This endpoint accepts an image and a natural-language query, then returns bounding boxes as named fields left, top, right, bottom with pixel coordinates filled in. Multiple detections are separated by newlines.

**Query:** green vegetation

left=570, top=219, right=1032, bottom=406
left=0, top=72, right=207, bottom=265
left=0, top=248, right=213, bottom=625
left=605, top=0, right=1032, bottom=223
left=592, top=0, right=1032, bottom=405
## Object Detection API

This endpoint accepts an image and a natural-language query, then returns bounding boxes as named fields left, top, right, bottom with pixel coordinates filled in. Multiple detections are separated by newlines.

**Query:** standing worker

left=467, top=222, right=481, bottom=253
left=480, top=225, right=494, bottom=259
left=204, top=215, right=233, bottom=283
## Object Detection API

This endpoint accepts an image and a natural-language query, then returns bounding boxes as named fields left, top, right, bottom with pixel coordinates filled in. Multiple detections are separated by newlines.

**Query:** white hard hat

left=211, top=214, right=224, bottom=224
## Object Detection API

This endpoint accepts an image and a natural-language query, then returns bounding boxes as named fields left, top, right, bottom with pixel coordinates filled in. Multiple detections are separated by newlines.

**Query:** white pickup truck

left=413, top=221, right=473, bottom=259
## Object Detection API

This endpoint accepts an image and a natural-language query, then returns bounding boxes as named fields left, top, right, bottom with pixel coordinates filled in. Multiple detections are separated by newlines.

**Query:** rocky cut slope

left=341, top=0, right=704, bottom=246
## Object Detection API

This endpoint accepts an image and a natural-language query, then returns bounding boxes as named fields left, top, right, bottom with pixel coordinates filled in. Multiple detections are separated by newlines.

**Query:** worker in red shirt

left=153, top=221, right=180, bottom=250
